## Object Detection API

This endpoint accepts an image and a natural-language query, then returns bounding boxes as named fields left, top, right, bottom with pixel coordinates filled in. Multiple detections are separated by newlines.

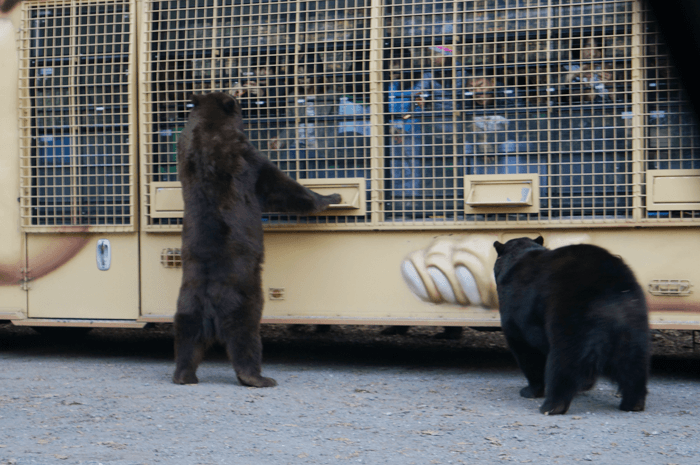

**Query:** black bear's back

left=541, top=244, right=647, bottom=329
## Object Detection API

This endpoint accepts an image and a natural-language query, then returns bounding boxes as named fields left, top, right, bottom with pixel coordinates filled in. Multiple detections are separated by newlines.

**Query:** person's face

left=391, top=60, right=402, bottom=78
left=297, top=71, right=314, bottom=88
left=432, top=54, right=446, bottom=67
left=469, top=76, right=496, bottom=105
left=581, top=40, right=602, bottom=60
left=469, top=77, right=495, bottom=91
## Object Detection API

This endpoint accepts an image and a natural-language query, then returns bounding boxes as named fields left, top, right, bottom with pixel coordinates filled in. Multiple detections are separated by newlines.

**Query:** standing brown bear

left=173, top=92, right=341, bottom=387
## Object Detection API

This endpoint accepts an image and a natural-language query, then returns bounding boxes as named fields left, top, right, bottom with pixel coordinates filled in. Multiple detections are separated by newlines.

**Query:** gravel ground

left=0, top=324, right=698, bottom=465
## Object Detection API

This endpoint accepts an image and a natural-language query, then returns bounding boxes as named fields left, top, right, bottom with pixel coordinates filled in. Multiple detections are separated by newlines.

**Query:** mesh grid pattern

left=142, top=0, right=372, bottom=228
left=133, top=0, right=700, bottom=229
left=641, top=7, right=700, bottom=220
left=19, top=0, right=135, bottom=230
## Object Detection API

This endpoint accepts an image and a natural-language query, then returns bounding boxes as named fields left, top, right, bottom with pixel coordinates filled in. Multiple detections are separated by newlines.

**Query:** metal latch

left=20, top=268, right=32, bottom=291
left=96, top=239, right=111, bottom=271
left=648, top=280, right=692, bottom=296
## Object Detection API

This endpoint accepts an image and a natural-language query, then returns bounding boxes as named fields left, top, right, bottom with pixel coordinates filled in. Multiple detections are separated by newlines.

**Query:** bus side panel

left=261, top=231, right=501, bottom=324
left=138, top=229, right=700, bottom=328
left=0, top=10, right=27, bottom=318
left=139, top=232, right=182, bottom=319
left=26, top=234, right=139, bottom=320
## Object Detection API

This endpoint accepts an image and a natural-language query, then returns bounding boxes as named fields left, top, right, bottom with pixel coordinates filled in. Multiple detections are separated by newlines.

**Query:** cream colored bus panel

left=8, top=0, right=700, bottom=329
left=0, top=10, right=27, bottom=319
left=139, top=233, right=182, bottom=321
left=27, top=234, right=139, bottom=320
left=139, top=229, right=700, bottom=329
left=138, top=231, right=504, bottom=326
left=647, top=169, right=700, bottom=211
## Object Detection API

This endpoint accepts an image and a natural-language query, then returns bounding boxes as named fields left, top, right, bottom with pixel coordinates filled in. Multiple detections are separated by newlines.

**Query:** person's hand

left=414, top=95, right=425, bottom=109
left=390, top=126, right=404, bottom=145
left=270, top=137, right=285, bottom=151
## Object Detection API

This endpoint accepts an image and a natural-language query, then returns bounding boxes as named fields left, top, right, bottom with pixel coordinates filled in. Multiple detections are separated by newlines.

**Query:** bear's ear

left=190, top=94, right=201, bottom=107
left=222, top=97, right=236, bottom=115
left=534, top=236, right=544, bottom=246
left=494, top=241, right=505, bottom=255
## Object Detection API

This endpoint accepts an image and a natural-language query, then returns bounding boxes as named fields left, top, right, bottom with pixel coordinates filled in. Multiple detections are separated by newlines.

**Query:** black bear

left=173, top=92, right=341, bottom=387
left=493, top=237, right=649, bottom=414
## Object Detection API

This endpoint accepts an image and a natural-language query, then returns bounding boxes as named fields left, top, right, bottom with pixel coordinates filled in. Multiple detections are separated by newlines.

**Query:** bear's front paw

left=619, top=397, right=645, bottom=412
left=237, top=374, right=278, bottom=388
left=539, top=399, right=571, bottom=415
left=326, top=193, right=342, bottom=205
left=520, top=385, right=545, bottom=398
left=173, top=371, right=199, bottom=385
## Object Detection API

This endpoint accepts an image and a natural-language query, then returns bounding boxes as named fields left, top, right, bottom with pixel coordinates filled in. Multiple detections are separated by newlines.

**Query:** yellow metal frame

left=17, top=0, right=138, bottom=233
left=3, top=0, right=700, bottom=331
left=132, top=0, right=700, bottom=233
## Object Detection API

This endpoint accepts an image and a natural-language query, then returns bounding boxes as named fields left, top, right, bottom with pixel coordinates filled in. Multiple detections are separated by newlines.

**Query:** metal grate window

left=19, top=0, right=136, bottom=231
left=641, top=6, right=700, bottom=220
left=142, top=0, right=372, bottom=228
left=140, top=0, right=700, bottom=230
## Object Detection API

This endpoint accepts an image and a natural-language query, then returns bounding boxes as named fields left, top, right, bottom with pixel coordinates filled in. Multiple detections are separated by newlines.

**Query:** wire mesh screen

left=383, top=0, right=637, bottom=222
left=142, top=0, right=371, bottom=228
left=139, top=0, right=700, bottom=229
left=641, top=6, right=700, bottom=220
left=19, top=0, right=135, bottom=231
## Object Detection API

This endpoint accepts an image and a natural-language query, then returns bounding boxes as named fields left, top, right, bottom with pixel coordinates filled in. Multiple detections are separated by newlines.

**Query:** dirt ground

left=0, top=324, right=698, bottom=465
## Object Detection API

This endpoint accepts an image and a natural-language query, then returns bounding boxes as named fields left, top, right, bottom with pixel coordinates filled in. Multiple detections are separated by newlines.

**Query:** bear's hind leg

left=225, top=328, right=277, bottom=387
left=613, top=332, right=649, bottom=412
left=173, top=313, right=206, bottom=385
left=222, top=304, right=277, bottom=388
left=618, top=379, right=647, bottom=412
left=505, top=336, right=546, bottom=398
left=539, top=352, right=577, bottom=415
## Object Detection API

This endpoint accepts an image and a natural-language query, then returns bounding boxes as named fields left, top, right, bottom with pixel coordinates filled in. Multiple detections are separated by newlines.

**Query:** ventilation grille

left=160, top=248, right=182, bottom=268
left=137, top=0, right=700, bottom=230
left=18, top=0, right=136, bottom=231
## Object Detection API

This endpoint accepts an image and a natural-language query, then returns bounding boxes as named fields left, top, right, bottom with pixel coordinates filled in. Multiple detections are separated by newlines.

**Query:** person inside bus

left=336, top=73, right=371, bottom=180
left=230, top=58, right=287, bottom=156
left=235, top=60, right=283, bottom=120
left=411, top=45, right=464, bottom=198
left=463, top=67, right=534, bottom=175
left=387, top=49, right=424, bottom=205
left=269, top=55, right=336, bottom=178
left=562, top=37, right=614, bottom=105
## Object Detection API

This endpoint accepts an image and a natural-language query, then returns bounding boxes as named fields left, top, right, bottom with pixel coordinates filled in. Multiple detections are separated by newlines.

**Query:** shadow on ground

left=0, top=323, right=698, bottom=379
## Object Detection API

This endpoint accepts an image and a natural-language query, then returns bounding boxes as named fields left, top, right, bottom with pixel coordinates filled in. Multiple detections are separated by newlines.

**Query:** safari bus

left=1, top=0, right=700, bottom=335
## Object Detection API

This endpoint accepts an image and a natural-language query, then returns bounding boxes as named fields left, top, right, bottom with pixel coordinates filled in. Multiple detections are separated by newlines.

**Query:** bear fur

left=493, top=236, right=649, bottom=414
left=173, top=92, right=341, bottom=387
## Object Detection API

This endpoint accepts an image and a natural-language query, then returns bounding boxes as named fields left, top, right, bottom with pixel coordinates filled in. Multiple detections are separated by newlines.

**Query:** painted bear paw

left=401, top=234, right=499, bottom=308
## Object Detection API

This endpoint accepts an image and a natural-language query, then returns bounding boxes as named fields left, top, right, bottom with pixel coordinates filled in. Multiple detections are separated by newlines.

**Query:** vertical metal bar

left=137, top=0, right=151, bottom=229
left=292, top=0, right=303, bottom=182
left=368, top=0, right=384, bottom=224
left=69, top=1, right=80, bottom=226
left=127, top=0, right=138, bottom=229
left=630, top=0, right=644, bottom=222
left=18, top=2, right=31, bottom=228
